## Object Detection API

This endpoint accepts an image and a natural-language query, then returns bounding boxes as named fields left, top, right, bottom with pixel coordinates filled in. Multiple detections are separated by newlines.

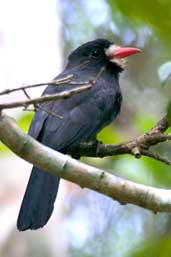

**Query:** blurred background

left=0, top=0, right=171, bottom=256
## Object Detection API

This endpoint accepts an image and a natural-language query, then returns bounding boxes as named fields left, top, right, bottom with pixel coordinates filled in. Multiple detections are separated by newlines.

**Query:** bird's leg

left=68, top=138, right=102, bottom=159
left=85, top=137, right=103, bottom=157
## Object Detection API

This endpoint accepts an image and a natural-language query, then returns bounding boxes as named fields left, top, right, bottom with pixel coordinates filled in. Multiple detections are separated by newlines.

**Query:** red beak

left=106, top=45, right=141, bottom=60
left=112, top=47, right=141, bottom=59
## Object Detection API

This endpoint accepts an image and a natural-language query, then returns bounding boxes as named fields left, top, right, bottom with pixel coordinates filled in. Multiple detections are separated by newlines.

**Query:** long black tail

left=17, top=167, right=60, bottom=231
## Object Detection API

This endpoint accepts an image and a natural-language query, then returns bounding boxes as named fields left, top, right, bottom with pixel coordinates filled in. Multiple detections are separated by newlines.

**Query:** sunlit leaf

left=0, top=112, right=33, bottom=155
left=17, top=112, right=33, bottom=132
left=167, top=101, right=171, bottom=127
left=133, top=113, right=157, bottom=133
left=97, top=124, right=124, bottom=144
left=130, top=236, right=171, bottom=257
left=158, top=62, right=171, bottom=85
left=0, top=142, right=10, bottom=153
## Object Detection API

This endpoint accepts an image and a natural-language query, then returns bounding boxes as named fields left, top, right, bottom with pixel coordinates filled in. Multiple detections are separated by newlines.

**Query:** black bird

left=17, top=39, right=140, bottom=230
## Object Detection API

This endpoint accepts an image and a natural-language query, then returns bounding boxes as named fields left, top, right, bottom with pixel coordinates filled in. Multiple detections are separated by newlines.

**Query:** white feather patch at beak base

left=105, top=44, right=121, bottom=59
left=105, top=44, right=127, bottom=68
left=105, top=44, right=141, bottom=68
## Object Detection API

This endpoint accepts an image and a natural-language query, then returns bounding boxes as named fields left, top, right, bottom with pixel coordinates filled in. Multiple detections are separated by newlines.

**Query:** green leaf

left=130, top=236, right=171, bottom=257
left=108, top=0, right=171, bottom=41
left=97, top=124, right=124, bottom=144
left=0, top=112, right=33, bottom=155
left=158, top=62, right=171, bottom=86
left=17, top=112, right=33, bottom=132
left=167, top=101, right=171, bottom=127
left=134, top=113, right=157, bottom=133
left=0, top=142, right=10, bottom=153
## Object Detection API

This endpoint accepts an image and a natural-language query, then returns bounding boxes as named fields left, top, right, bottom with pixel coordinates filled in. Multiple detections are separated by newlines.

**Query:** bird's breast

left=94, top=88, right=122, bottom=127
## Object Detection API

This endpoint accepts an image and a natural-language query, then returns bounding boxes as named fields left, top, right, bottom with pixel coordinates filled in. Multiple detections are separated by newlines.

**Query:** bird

left=17, top=39, right=141, bottom=231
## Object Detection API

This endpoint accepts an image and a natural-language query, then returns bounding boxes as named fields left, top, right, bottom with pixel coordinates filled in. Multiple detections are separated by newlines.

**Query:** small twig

left=151, top=115, right=168, bottom=133
left=0, top=75, right=74, bottom=96
left=0, top=84, right=92, bottom=110
left=22, top=89, right=63, bottom=119
left=141, top=149, right=171, bottom=165
left=38, top=105, right=63, bottom=120
left=131, top=146, right=141, bottom=158
left=91, top=66, right=105, bottom=84
left=0, top=68, right=105, bottom=111
left=22, top=89, right=31, bottom=99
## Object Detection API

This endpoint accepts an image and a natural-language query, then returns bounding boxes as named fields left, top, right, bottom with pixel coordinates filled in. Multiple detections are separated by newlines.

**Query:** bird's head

left=67, top=39, right=141, bottom=72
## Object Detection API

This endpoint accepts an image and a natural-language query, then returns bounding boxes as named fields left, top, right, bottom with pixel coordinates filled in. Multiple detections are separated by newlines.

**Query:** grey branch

left=0, top=75, right=74, bottom=96
left=0, top=67, right=105, bottom=111
left=0, top=84, right=92, bottom=110
left=1, top=113, right=171, bottom=213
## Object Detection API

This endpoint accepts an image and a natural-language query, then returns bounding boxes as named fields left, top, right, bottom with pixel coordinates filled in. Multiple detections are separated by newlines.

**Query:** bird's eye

left=91, top=49, right=102, bottom=58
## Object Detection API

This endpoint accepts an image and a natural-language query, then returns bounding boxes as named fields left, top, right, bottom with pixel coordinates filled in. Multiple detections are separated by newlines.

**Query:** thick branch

left=0, top=113, right=171, bottom=213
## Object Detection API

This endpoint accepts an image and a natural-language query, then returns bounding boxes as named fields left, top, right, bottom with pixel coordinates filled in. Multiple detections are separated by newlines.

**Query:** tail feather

left=17, top=167, right=60, bottom=231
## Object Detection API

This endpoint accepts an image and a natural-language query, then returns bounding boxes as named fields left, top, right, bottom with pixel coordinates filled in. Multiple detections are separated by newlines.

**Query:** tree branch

left=0, top=73, right=171, bottom=213
left=0, top=83, right=92, bottom=110
left=0, top=113, right=171, bottom=213
left=1, top=75, right=169, bottom=164
left=0, top=67, right=105, bottom=111
left=0, top=75, right=74, bottom=96
left=68, top=116, right=171, bottom=165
